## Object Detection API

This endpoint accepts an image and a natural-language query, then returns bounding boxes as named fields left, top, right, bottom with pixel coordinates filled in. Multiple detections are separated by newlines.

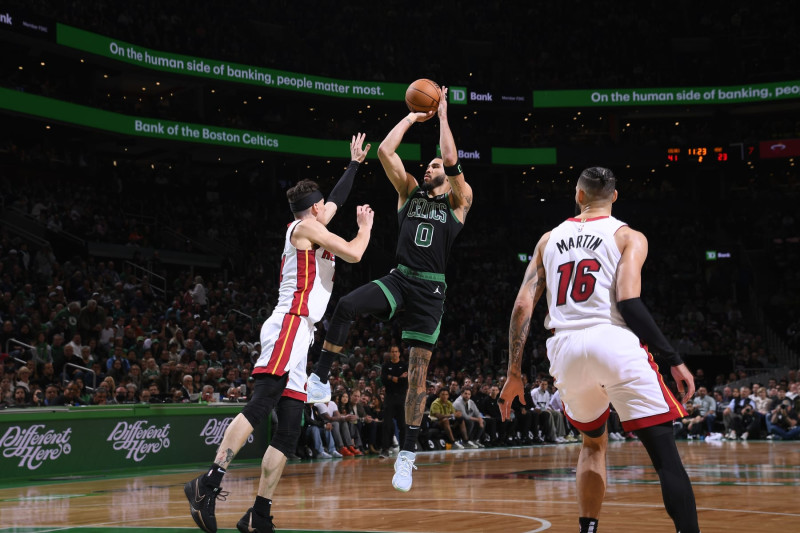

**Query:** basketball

left=405, top=79, right=441, bottom=113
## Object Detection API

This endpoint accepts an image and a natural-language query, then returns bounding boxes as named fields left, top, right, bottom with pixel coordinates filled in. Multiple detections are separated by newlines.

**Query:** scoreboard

left=666, top=144, right=758, bottom=164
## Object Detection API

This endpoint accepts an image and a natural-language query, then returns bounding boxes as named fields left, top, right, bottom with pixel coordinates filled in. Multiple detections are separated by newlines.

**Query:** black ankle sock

left=253, top=495, right=271, bottom=517
left=204, top=464, right=226, bottom=487
left=403, top=425, right=420, bottom=451
left=579, top=517, right=598, bottom=533
left=314, top=349, right=336, bottom=384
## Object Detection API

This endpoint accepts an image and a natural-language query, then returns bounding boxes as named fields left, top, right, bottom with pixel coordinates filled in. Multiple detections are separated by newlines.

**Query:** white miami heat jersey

left=543, top=215, right=628, bottom=331
left=274, top=219, right=336, bottom=323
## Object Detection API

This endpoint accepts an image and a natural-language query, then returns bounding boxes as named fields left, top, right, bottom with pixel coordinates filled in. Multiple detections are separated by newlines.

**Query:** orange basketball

left=405, top=79, right=441, bottom=113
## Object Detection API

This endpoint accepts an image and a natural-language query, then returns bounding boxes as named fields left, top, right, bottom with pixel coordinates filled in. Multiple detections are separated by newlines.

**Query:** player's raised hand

left=356, top=204, right=374, bottom=230
left=499, top=375, right=524, bottom=422
left=437, top=86, right=449, bottom=119
left=350, top=132, right=371, bottom=163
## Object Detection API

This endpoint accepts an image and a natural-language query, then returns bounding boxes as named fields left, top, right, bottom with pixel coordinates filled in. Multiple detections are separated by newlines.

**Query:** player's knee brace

left=269, top=397, right=304, bottom=456
left=240, top=374, right=287, bottom=428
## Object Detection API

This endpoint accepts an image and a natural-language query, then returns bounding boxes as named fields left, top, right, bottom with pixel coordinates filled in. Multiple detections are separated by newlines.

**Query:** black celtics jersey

left=396, top=187, right=463, bottom=274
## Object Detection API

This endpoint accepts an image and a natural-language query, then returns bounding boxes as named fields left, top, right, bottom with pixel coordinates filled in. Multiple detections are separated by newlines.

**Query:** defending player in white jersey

left=184, top=134, right=374, bottom=533
left=500, top=167, right=700, bottom=533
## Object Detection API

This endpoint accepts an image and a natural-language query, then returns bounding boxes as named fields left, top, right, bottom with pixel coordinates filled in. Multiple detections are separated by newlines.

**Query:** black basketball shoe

left=184, top=474, right=229, bottom=533
left=237, top=507, right=275, bottom=533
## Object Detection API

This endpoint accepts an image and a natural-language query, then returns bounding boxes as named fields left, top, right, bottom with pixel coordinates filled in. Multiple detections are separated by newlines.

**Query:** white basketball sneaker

left=306, top=373, right=331, bottom=403
left=391, top=451, right=417, bottom=492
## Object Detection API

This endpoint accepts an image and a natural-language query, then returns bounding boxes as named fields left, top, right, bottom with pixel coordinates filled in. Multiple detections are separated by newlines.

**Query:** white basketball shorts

left=546, top=323, right=686, bottom=433
left=253, top=312, right=312, bottom=400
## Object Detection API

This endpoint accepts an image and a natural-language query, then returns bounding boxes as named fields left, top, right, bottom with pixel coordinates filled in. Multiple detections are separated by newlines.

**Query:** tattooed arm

left=500, top=232, right=550, bottom=420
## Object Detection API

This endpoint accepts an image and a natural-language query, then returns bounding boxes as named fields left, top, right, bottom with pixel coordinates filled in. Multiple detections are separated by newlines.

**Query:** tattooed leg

left=213, top=413, right=254, bottom=468
left=405, top=347, right=433, bottom=426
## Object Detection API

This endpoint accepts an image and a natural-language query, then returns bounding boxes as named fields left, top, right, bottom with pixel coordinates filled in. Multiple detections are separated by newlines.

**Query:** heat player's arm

left=616, top=227, right=683, bottom=367
left=508, top=232, right=550, bottom=378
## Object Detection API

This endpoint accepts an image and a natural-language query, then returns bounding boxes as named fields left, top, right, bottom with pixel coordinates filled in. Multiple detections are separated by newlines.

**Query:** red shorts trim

left=282, top=388, right=306, bottom=401
left=565, top=405, right=610, bottom=433
left=621, top=344, right=687, bottom=431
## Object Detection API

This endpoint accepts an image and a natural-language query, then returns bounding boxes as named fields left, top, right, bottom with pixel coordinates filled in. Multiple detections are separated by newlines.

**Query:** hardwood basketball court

left=0, top=440, right=797, bottom=532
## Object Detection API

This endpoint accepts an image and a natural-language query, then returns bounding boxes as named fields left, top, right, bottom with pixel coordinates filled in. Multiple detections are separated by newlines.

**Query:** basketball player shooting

left=307, top=86, right=473, bottom=492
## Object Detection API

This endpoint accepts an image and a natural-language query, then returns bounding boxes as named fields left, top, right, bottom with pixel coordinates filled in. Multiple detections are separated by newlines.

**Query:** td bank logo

left=449, top=86, right=467, bottom=104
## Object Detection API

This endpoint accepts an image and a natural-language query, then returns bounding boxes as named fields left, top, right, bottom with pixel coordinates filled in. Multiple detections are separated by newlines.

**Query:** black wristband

left=617, top=297, right=683, bottom=367
left=444, top=160, right=463, bottom=176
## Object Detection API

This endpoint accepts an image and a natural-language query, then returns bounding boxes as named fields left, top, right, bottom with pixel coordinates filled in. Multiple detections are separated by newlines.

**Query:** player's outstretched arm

left=500, top=232, right=550, bottom=420
left=296, top=205, right=374, bottom=263
left=318, top=133, right=371, bottom=226
left=378, top=111, right=434, bottom=208
left=438, top=87, right=473, bottom=223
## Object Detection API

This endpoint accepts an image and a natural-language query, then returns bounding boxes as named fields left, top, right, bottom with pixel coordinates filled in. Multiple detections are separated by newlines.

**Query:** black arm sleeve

left=617, top=297, right=683, bottom=367
left=327, top=160, right=360, bottom=208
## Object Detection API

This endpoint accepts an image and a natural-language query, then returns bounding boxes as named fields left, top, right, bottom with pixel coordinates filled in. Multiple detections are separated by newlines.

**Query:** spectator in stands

left=172, top=389, right=187, bottom=403
left=142, top=357, right=159, bottom=383
left=34, top=362, right=59, bottom=390
left=530, top=379, right=558, bottom=443
left=337, top=391, right=363, bottom=455
left=349, top=389, right=376, bottom=453
left=675, top=403, right=703, bottom=439
left=56, top=381, right=83, bottom=406
left=112, top=386, right=128, bottom=404
left=548, top=385, right=577, bottom=442
left=49, top=334, right=66, bottom=374
left=15, top=366, right=33, bottom=393
left=10, top=386, right=30, bottom=407
left=99, top=316, right=116, bottom=350
left=128, top=363, right=142, bottom=390
left=223, top=385, right=242, bottom=402
left=31, top=332, right=53, bottom=366
left=43, top=384, right=60, bottom=406
left=477, top=384, right=506, bottom=446
left=767, top=399, right=800, bottom=440
left=316, top=396, right=357, bottom=456
left=125, top=383, right=138, bottom=403
left=139, top=388, right=152, bottom=403
left=452, top=387, right=483, bottom=448
left=754, top=387, right=773, bottom=423
left=691, top=386, right=716, bottom=435
left=306, top=403, right=340, bottom=458
left=78, top=299, right=105, bottom=341
left=726, top=386, right=759, bottom=440
left=706, top=390, right=727, bottom=435
left=148, top=383, right=162, bottom=402
left=108, top=358, right=126, bottom=384
left=180, top=374, right=195, bottom=401
left=92, top=386, right=109, bottom=405
left=429, top=389, right=469, bottom=449
left=365, top=393, right=385, bottom=449
left=1, top=377, right=14, bottom=405
left=198, top=384, right=215, bottom=402
left=190, top=276, right=207, bottom=312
